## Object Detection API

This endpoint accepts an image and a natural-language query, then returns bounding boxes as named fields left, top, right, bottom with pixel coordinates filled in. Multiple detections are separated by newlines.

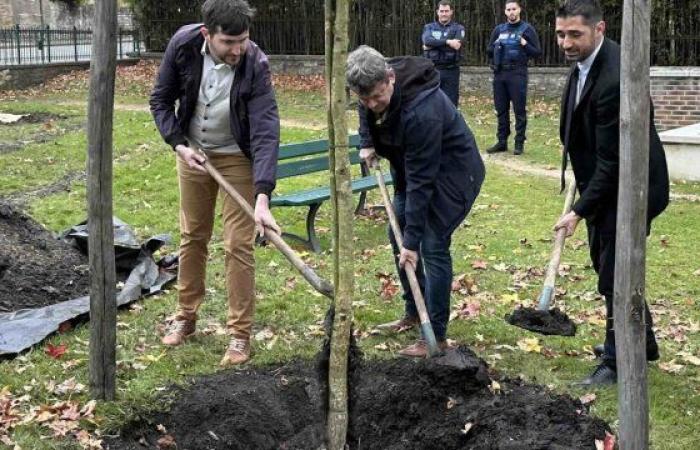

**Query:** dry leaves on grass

left=451, top=273, right=479, bottom=295
left=375, top=272, right=400, bottom=299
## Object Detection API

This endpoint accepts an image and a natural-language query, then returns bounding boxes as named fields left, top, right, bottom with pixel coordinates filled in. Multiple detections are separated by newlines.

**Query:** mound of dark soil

left=0, top=201, right=90, bottom=312
left=106, top=347, right=608, bottom=450
left=506, top=307, right=577, bottom=336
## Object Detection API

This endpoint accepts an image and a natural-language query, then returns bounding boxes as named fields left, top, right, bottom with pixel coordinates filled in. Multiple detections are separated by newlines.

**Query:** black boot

left=577, top=362, right=617, bottom=386
left=514, top=141, right=524, bottom=155
left=486, top=141, right=507, bottom=154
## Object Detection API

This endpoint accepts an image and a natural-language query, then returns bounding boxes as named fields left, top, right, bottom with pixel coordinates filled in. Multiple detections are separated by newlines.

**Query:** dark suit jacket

left=560, top=38, right=669, bottom=228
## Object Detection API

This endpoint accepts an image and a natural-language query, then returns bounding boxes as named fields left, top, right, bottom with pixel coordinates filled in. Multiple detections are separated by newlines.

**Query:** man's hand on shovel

left=554, top=210, right=581, bottom=237
left=254, top=194, right=282, bottom=238
left=175, top=144, right=208, bottom=173
left=399, top=248, right=419, bottom=272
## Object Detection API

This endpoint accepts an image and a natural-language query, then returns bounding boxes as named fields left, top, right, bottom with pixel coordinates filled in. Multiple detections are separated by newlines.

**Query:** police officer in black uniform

left=422, top=0, right=465, bottom=107
left=486, top=0, right=542, bottom=155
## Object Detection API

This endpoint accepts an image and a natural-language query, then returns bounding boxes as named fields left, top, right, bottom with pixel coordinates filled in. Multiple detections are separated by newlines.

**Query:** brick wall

left=650, top=67, right=700, bottom=132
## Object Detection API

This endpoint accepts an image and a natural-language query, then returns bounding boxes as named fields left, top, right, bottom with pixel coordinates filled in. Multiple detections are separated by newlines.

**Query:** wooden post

left=615, top=0, right=651, bottom=448
left=87, top=0, right=118, bottom=401
left=325, top=0, right=352, bottom=448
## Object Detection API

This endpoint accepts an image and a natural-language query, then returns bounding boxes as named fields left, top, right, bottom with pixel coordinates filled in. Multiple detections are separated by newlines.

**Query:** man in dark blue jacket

left=347, top=45, right=485, bottom=358
left=422, top=0, right=465, bottom=106
left=150, top=0, right=280, bottom=366
left=486, top=0, right=541, bottom=155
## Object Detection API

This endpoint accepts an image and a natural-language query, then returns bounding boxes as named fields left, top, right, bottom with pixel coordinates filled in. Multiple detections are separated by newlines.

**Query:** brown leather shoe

left=398, top=339, right=451, bottom=358
left=375, top=315, right=420, bottom=333
left=220, top=337, right=251, bottom=366
left=161, top=318, right=196, bottom=346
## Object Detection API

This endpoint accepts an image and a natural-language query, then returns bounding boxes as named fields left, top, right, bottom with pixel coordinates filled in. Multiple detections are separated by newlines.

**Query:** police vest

left=495, top=22, right=528, bottom=65
left=424, top=22, right=464, bottom=66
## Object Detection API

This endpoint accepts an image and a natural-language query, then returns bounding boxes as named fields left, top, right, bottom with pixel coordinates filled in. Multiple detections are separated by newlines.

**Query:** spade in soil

left=506, top=179, right=577, bottom=336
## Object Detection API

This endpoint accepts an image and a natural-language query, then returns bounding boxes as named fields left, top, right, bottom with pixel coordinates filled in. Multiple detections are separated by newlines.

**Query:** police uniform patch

left=432, top=31, right=442, bottom=39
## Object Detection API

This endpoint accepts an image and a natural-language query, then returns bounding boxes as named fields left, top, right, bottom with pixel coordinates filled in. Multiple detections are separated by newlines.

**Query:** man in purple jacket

left=150, top=0, right=280, bottom=366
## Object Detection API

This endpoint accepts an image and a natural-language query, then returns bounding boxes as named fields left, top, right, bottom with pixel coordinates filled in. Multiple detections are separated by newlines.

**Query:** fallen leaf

left=579, top=392, right=597, bottom=406
left=446, top=397, right=457, bottom=410
left=658, top=360, right=684, bottom=374
left=489, top=380, right=502, bottom=394
left=254, top=328, right=275, bottom=341
left=157, top=434, right=176, bottom=449
left=460, top=422, right=473, bottom=435
left=45, top=343, right=67, bottom=359
left=471, top=259, right=488, bottom=270
left=517, top=338, right=542, bottom=354
left=374, top=343, right=389, bottom=351
left=157, top=423, right=168, bottom=434
left=57, top=321, right=73, bottom=334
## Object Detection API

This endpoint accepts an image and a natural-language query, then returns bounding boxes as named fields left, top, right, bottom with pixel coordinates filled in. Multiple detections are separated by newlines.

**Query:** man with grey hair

left=348, top=45, right=485, bottom=357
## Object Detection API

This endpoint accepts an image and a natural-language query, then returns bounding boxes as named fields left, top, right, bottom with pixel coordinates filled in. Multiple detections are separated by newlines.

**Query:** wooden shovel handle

left=201, top=158, right=334, bottom=299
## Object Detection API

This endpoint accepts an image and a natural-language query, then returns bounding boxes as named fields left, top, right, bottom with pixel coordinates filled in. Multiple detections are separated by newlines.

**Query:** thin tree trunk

left=616, top=0, right=651, bottom=448
left=325, top=0, right=352, bottom=448
left=87, top=0, right=117, bottom=401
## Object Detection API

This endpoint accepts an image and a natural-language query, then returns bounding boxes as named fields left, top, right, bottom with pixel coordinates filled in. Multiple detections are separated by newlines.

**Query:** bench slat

left=276, top=149, right=363, bottom=179
left=278, top=134, right=361, bottom=160
left=271, top=172, right=393, bottom=207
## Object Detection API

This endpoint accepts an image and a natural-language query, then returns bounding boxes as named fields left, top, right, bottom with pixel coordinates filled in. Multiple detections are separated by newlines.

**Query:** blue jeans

left=390, top=193, right=453, bottom=341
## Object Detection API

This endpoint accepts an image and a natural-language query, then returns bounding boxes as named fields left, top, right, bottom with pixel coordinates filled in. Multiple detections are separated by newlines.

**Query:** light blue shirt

left=576, top=39, right=604, bottom=105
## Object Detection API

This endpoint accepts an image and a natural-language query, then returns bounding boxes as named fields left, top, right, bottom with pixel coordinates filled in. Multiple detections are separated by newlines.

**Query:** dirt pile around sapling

left=106, top=347, right=609, bottom=450
left=0, top=200, right=90, bottom=312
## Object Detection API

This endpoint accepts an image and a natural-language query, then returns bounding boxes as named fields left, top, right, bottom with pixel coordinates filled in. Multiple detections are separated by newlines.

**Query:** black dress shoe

left=577, top=363, right=617, bottom=386
left=486, top=141, right=508, bottom=154
left=514, top=141, right=524, bottom=155
left=593, top=343, right=659, bottom=361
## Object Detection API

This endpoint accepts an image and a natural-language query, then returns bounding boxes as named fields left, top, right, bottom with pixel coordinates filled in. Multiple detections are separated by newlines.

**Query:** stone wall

left=0, top=60, right=138, bottom=91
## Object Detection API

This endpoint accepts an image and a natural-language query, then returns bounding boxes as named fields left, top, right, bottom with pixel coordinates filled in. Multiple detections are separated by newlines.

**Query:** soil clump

left=506, top=307, right=577, bottom=336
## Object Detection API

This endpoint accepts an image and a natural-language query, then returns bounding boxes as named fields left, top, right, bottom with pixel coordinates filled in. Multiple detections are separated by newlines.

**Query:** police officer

left=422, top=0, right=465, bottom=107
left=486, top=0, right=541, bottom=155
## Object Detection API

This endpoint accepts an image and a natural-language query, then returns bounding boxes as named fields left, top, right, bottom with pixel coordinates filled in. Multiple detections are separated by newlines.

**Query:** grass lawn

left=0, top=65, right=698, bottom=449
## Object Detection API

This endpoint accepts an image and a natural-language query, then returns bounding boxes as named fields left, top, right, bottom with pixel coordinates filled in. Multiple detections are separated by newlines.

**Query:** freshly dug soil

left=106, top=347, right=608, bottom=450
left=505, top=307, right=577, bottom=336
left=0, top=200, right=90, bottom=312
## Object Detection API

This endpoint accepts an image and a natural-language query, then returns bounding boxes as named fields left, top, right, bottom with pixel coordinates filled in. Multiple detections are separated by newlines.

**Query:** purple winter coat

left=150, top=23, right=280, bottom=197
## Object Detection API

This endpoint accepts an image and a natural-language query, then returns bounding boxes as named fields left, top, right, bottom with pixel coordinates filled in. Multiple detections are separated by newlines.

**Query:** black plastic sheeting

left=0, top=218, right=177, bottom=355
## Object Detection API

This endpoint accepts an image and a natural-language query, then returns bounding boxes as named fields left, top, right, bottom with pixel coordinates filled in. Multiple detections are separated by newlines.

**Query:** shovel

left=200, top=157, right=334, bottom=300
left=371, top=161, right=441, bottom=357
left=505, top=178, right=577, bottom=336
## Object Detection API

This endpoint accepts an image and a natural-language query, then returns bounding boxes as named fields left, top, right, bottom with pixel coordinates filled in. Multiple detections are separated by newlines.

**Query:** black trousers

left=586, top=207, right=658, bottom=368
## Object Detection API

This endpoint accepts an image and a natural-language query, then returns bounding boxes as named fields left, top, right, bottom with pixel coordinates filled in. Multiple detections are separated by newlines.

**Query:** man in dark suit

left=554, top=0, right=669, bottom=385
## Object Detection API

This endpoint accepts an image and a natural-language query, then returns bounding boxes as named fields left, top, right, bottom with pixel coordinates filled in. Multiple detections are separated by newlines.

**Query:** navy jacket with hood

left=150, top=24, right=280, bottom=197
left=359, top=57, right=485, bottom=251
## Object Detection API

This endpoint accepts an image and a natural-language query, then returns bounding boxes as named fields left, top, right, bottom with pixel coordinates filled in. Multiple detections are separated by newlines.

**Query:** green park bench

left=270, top=134, right=393, bottom=253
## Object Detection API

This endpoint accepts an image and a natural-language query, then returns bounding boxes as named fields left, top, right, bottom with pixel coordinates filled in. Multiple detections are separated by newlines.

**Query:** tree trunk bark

left=616, top=0, right=651, bottom=448
left=87, top=0, right=117, bottom=401
left=325, top=0, right=353, bottom=448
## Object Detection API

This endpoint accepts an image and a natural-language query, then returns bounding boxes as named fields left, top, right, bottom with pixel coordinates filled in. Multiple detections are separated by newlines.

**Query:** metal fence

left=136, top=0, right=700, bottom=67
left=0, top=26, right=143, bottom=67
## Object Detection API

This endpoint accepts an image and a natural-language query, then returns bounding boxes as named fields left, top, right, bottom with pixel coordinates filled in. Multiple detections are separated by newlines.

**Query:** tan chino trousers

left=175, top=152, right=256, bottom=339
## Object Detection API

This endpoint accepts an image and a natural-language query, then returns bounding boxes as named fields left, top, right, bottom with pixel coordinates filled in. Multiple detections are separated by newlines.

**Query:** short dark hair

left=202, top=0, right=255, bottom=36
left=505, top=0, right=522, bottom=7
left=438, top=1, right=454, bottom=9
left=556, top=0, right=603, bottom=25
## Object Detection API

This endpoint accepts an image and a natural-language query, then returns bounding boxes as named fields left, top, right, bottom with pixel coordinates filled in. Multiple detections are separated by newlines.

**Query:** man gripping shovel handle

left=198, top=151, right=334, bottom=300
left=506, top=178, right=577, bottom=336
left=370, top=161, right=442, bottom=357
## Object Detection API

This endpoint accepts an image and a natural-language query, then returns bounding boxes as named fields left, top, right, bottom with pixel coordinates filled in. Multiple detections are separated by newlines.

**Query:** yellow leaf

left=517, top=338, right=542, bottom=353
